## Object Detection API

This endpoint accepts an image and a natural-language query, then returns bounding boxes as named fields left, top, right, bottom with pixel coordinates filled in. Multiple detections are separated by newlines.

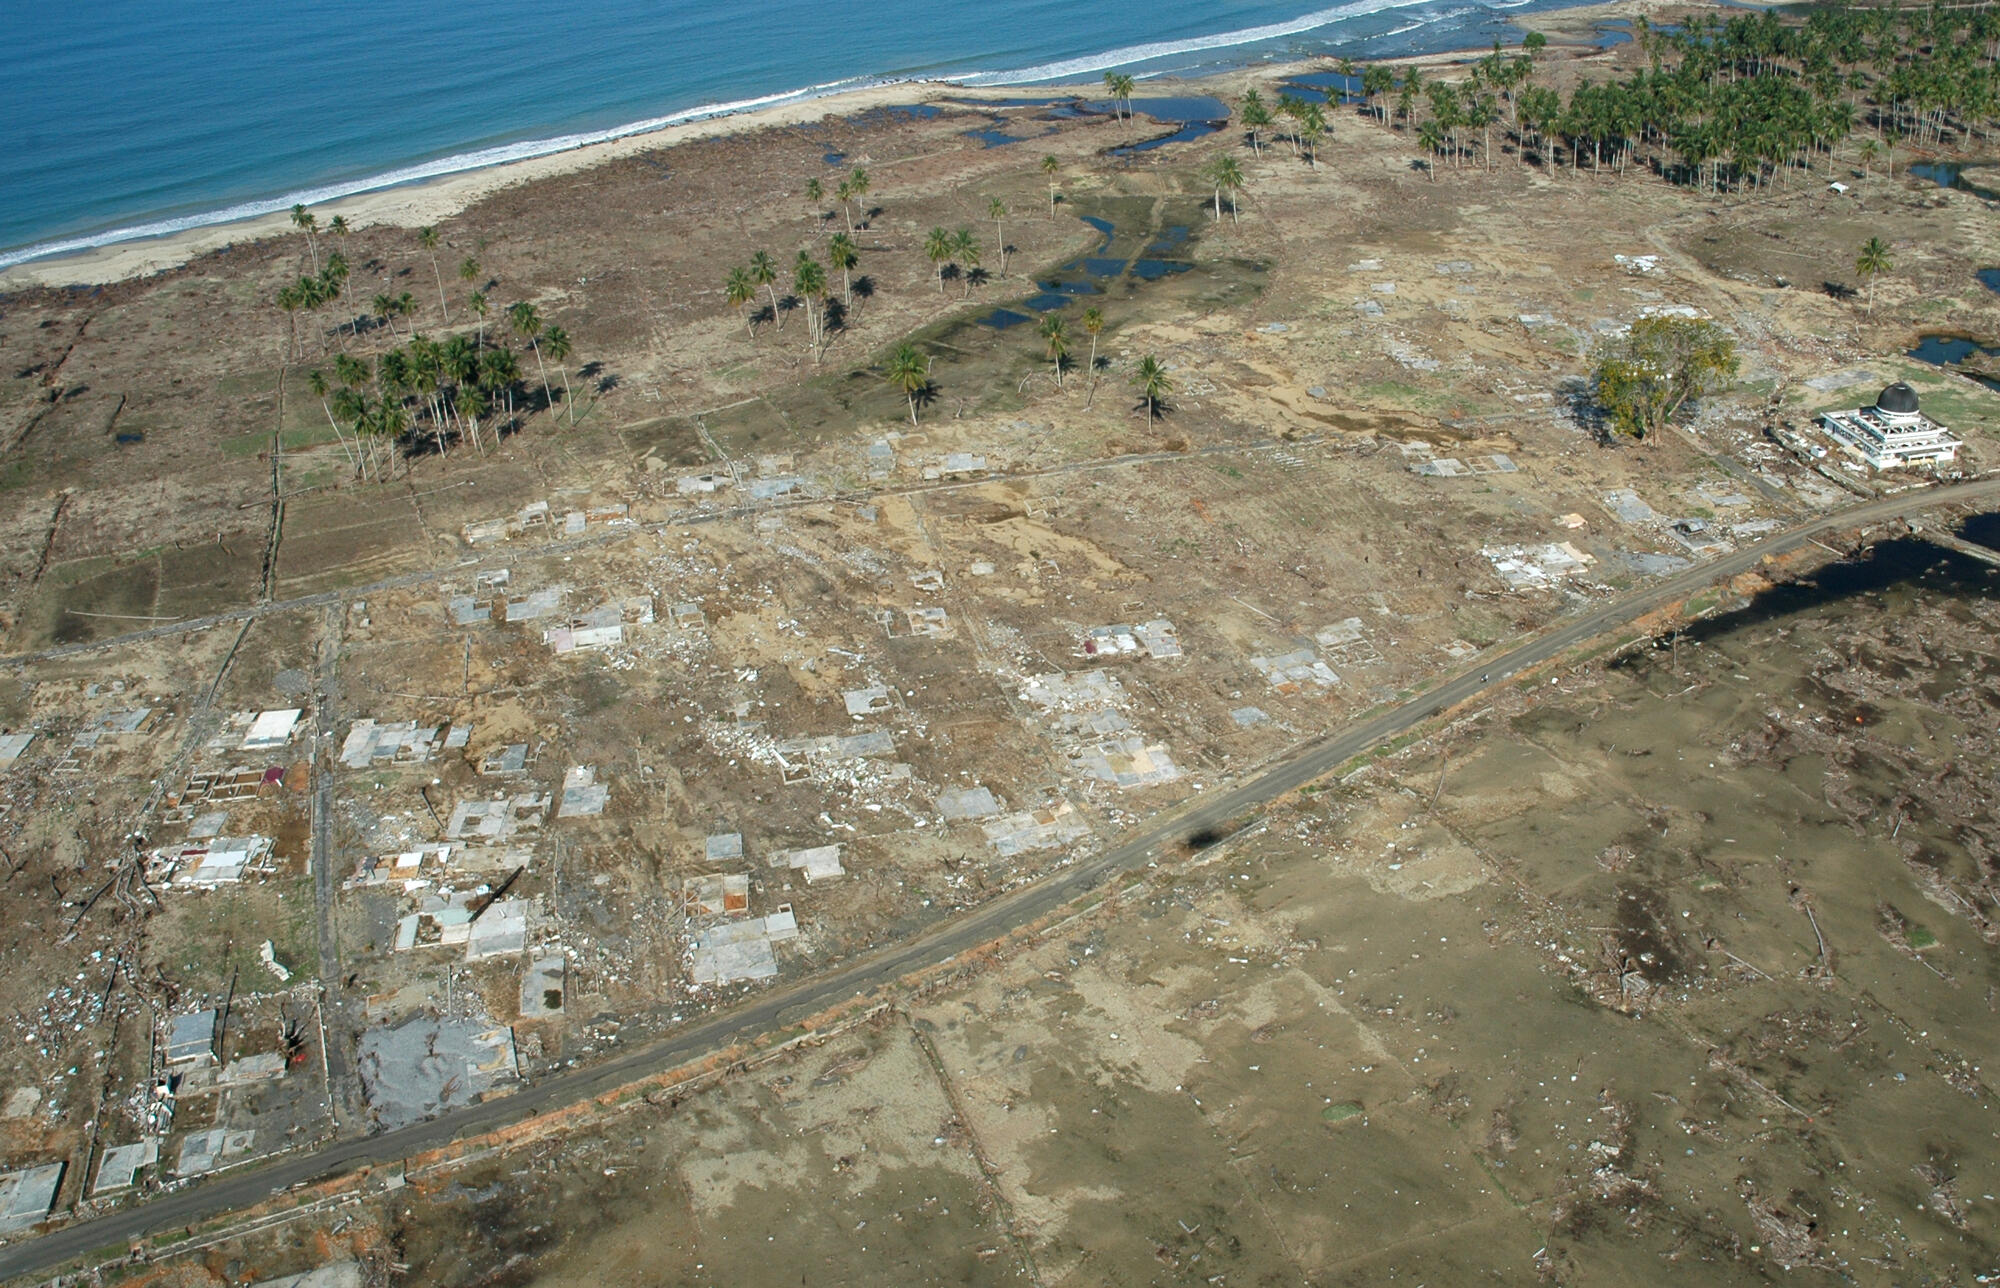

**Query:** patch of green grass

left=1321, top=1100, right=1365, bottom=1124
left=1907, top=926, right=1939, bottom=950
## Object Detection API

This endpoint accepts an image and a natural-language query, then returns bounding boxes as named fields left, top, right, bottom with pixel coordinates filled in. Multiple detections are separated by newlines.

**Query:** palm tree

left=1855, top=236, right=1891, bottom=314
left=371, top=292, right=397, bottom=340
left=1417, top=120, right=1445, bottom=179
left=542, top=325, right=576, bottom=422
left=835, top=179, right=855, bottom=233
left=848, top=167, right=871, bottom=225
left=1206, top=154, right=1245, bottom=223
left=458, top=384, right=491, bottom=456
left=481, top=347, right=521, bottom=432
left=394, top=291, right=418, bottom=333
left=1039, top=313, right=1069, bottom=387
left=988, top=198, right=1009, bottom=275
left=726, top=266, right=759, bottom=336
left=827, top=234, right=859, bottom=307
left=329, top=214, right=349, bottom=243
left=509, top=300, right=552, bottom=411
left=291, top=204, right=319, bottom=273
left=951, top=228, right=981, bottom=296
left=458, top=256, right=481, bottom=306
left=418, top=226, right=449, bottom=324
left=306, top=368, right=357, bottom=467
left=1042, top=155, right=1061, bottom=216
left=468, top=291, right=488, bottom=347
left=1300, top=104, right=1327, bottom=168
left=885, top=342, right=929, bottom=425
left=805, top=176, right=824, bottom=216
left=749, top=250, right=783, bottom=329
left=793, top=252, right=829, bottom=360
left=1240, top=90, right=1273, bottom=154
left=1082, top=306, right=1105, bottom=406
left=1857, top=137, right=1879, bottom=175
left=924, top=226, right=953, bottom=293
left=1131, top=354, right=1172, bottom=430
left=1104, top=71, right=1136, bottom=121
left=277, top=284, right=303, bottom=358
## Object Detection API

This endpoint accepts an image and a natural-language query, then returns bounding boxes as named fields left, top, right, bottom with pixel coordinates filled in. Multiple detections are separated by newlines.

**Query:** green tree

left=1042, top=154, right=1061, bottom=216
left=885, top=342, right=929, bottom=425
left=291, top=204, right=319, bottom=273
left=1206, top=154, right=1245, bottom=223
left=458, top=256, right=481, bottom=313
left=1590, top=316, right=1738, bottom=441
left=1299, top=103, right=1327, bottom=168
left=726, top=266, right=759, bottom=337
left=951, top=227, right=981, bottom=296
left=988, top=198, right=1009, bottom=275
left=835, top=179, right=855, bottom=234
left=468, top=290, right=489, bottom=347
left=1131, top=354, right=1173, bottom=430
left=1082, top=306, right=1105, bottom=407
left=508, top=300, right=553, bottom=412
left=1039, top=312, right=1069, bottom=388
left=1239, top=89, right=1273, bottom=154
left=749, top=250, right=783, bottom=329
left=924, top=226, right=953, bottom=294
left=805, top=176, right=824, bottom=214
left=542, top=325, right=575, bottom=422
left=1523, top=30, right=1547, bottom=55
left=418, top=226, right=450, bottom=324
left=1855, top=236, right=1891, bottom=315
left=307, top=368, right=358, bottom=467
left=328, top=214, right=349, bottom=242
left=826, top=232, right=859, bottom=310
left=793, top=252, right=829, bottom=360
left=1104, top=72, right=1137, bottom=121
left=848, top=167, right=871, bottom=223
left=372, top=292, right=398, bottom=340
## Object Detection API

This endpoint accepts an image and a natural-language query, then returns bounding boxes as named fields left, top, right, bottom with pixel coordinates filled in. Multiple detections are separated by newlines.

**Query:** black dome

left=1876, top=381, right=1920, bottom=415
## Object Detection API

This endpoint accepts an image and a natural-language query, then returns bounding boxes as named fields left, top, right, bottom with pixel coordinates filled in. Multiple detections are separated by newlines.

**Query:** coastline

left=0, top=0, right=1672, bottom=294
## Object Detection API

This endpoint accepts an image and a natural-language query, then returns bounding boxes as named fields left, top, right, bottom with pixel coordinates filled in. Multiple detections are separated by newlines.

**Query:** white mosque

left=1817, top=381, right=1962, bottom=469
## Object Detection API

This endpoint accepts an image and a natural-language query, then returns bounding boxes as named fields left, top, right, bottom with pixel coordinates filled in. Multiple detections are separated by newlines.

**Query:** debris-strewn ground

left=3, top=0, right=1999, bottom=1271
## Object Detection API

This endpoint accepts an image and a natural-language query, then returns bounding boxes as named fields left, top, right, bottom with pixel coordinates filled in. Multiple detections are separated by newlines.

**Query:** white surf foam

left=958, top=0, right=1461, bottom=86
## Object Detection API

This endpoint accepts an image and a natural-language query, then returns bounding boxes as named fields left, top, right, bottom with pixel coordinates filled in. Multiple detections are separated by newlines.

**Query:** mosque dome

left=1876, top=382, right=1920, bottom=416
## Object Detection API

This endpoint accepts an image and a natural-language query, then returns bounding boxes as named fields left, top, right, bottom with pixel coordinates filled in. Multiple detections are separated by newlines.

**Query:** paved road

left=3, top=479, right=1995, bottom=1282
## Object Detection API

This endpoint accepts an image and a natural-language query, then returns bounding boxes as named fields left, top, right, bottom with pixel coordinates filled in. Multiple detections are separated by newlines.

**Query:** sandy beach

left=0, top=0, right=1674, bottom=293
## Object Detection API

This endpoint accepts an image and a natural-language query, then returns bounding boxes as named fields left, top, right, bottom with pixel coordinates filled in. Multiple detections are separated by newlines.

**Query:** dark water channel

left=1616, top=518, right=1999, bottom=662
left=974, top=203, right=1194, bottom=330
left=1909, top=160, right=2000, bottom=201
left=1906, top=333, right=2000, bottom=393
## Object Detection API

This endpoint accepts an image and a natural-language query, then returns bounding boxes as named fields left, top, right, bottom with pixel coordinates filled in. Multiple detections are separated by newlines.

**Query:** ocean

left=1, top=0, right=1592, bottom=270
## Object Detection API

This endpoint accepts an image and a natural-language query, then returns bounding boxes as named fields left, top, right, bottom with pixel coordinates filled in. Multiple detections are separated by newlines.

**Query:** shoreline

left=0, top=0, right=1678, bottom=294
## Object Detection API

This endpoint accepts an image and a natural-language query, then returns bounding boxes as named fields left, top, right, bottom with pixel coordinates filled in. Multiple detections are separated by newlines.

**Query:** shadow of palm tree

left=851, top=276, right=877, bottom=302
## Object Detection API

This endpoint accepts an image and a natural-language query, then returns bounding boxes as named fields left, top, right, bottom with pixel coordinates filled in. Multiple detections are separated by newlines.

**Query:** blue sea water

left=0, top=0, right=1586, bottom=270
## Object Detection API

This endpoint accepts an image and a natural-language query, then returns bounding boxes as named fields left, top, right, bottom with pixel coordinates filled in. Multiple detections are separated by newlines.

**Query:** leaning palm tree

left=1206, top=154, right=1245, bottom=223
left=1856, top=236, right=1891, bottom=315
left=306, top=369, right=357, bottom=466
left=291, top=204, right=319, bottom=273
left=885, top=342, right=929, bottom=425
left=924, top=226, right=953, bottom=294
left=1042, top=155, right=1061, bottom=216
left=951, top=228, right=981, bottom=296
left=827, top=234, right=859, bottom=307
left=371, top=292, right=398, bottom=340
left=988, top=198, right=1009, bottom=275
left=835, top=179, right=856, bottom=233
left=1039, top=313, right=1069, bottom=387
left=726, top=266, right=759, bottom=337
left=468, top=291, right=489, bottom=347
left=508, top=300, right=552, bottom=411
left=1132, top=354, right=1172, bottom=430
left=1081, top=306, right=1105, bottom=406
left=749, top=250, right=783, bottom=329
left=541, top=325, right=576, bottom=422
left=418, top=226, right=449, bottom=323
